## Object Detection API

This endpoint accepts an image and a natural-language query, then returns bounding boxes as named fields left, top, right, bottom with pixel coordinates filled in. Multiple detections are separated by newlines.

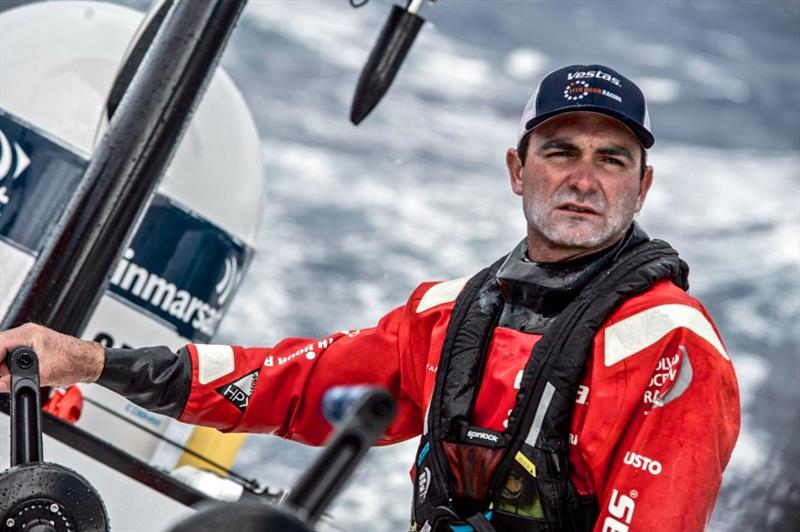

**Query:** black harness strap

left=412, top=239, right=689, bottom=532
left=491, top=240, right=688, bottom=530
left=413, top=257, right=508, bottom=519
left=466, top=512, right=496, bottom=532
left=435, top=257, right=507, bottom=436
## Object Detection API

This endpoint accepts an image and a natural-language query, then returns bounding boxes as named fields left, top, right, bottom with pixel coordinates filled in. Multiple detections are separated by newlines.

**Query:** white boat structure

left=0, top=0, right=424, bottom=529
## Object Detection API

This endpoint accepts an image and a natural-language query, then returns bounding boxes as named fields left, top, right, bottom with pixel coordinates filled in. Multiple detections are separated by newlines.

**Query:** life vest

left=411, top=238, right=689, bottom=532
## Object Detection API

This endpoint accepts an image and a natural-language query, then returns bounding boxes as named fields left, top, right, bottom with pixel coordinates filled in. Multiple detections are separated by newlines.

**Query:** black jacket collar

left=496, top=223, right=650, bottom=330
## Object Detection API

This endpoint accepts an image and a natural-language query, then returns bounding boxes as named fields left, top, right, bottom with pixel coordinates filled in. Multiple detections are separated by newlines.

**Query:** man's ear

left=636, top=165, right=654, bottom=212
left=506, top=148, right=524, bottom=196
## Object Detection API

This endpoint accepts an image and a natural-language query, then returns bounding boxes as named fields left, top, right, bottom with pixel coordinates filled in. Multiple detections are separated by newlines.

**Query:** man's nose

left=566, top=158, right=598, bottom=193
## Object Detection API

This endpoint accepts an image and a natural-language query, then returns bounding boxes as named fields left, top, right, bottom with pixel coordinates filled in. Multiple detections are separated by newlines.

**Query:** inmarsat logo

left=215, top=255, right=241, bottom=306
left=0, top=127, right=31, bottom=210
left=109, top=248, right=239, bottom=336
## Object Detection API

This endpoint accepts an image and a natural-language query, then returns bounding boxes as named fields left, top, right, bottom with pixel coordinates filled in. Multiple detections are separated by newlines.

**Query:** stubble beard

left=525, top=189, right=634, bottom=253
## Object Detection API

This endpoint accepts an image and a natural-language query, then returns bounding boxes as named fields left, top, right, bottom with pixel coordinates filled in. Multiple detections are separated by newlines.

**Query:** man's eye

left=602, top=157, right=624, bottom=166
left=546, top=151, right=570, bottom=158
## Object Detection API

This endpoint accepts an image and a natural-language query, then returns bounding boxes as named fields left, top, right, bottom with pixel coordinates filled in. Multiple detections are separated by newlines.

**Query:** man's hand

left=0, top=323, right=104, bottom=392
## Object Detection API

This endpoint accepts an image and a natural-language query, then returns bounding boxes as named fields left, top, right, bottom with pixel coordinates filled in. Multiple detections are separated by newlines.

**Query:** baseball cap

left=518, top=64, right=654, bottom=148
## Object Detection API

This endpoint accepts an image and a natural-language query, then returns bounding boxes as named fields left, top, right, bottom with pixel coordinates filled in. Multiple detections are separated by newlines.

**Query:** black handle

left=168, top=387, right=396, bottom=532
left=8, top=347, right=43, bottom=466
left=286, top=386, right=396, bottom=523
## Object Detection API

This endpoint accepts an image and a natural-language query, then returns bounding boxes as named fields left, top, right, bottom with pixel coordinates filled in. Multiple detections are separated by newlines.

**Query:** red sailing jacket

left=178, top=277, right=740, bottom=532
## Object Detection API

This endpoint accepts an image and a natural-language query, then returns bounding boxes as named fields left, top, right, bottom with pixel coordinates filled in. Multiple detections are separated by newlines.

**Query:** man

left=0, top=65, right=739, bottom=531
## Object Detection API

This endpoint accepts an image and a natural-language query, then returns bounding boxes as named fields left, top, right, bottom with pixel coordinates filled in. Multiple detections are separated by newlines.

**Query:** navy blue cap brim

left=524, top=106, right=655, bottom=149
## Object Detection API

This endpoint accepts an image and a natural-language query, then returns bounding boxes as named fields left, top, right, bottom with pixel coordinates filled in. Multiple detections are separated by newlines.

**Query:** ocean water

left=211, top=2, right=799, bottom=531
left=4, top=0, right=797, bottom=530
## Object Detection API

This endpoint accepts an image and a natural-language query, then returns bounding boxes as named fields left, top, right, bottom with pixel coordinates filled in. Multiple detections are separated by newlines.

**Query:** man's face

left=506, top=112, right=653, bottom=262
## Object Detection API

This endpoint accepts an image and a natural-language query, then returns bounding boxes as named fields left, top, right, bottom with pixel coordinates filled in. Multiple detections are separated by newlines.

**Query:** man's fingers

left=0, top=323, right=102, bottom=388
left=0, top=323, right=37, bottom=363
left=0, top=324, right=39, bottom=389
left=1, top=362, right=12, bottom=392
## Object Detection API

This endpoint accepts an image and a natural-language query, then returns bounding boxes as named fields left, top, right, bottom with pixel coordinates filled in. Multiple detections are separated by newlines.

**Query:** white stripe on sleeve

left=195, top=344, right=235, bottom=384
left=604, top=304, right=728, bottom=366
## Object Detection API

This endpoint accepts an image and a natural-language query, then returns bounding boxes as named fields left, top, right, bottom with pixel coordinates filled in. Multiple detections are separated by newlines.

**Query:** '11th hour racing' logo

left=563, top=81, right=623, bottom=103
left=564, top=80, right=591, bottom=101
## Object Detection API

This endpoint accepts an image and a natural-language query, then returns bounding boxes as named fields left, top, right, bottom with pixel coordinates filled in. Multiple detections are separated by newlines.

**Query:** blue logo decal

left=0, top=110, right=88, bottom=253
left=0, top=109, right=254, bottom=343
left=418, top=441, right=430, bottom=466
left=107, top=195, right=254, bottom=343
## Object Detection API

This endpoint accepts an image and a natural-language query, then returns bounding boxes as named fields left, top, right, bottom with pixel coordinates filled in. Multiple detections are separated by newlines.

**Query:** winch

left=0, top=348, right=109, bottom=532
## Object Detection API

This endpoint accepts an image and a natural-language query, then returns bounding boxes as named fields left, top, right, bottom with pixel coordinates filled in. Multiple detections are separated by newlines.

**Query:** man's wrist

left=87, top=341, right=106, bottom=383
left=95, top=346, right=191, bottom=417
left=75, top=339, right=106, bottom=384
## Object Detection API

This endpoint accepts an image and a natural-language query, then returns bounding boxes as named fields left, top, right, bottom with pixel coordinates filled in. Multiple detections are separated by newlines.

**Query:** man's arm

left=0, top=289, right=431, bottom=445
left=590, top=313, right=740, bottom=531
left=98, top=345, right=192, bottom=417
left=175, top=306, right=426, bottom=445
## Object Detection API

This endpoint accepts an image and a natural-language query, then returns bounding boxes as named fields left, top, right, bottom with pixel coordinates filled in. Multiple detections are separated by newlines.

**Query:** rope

left=81, top=395, right=261, bottom=492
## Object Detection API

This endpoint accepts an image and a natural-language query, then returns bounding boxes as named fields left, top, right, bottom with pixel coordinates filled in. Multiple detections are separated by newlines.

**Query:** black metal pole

left=0, top=0, right=248, bottom=335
